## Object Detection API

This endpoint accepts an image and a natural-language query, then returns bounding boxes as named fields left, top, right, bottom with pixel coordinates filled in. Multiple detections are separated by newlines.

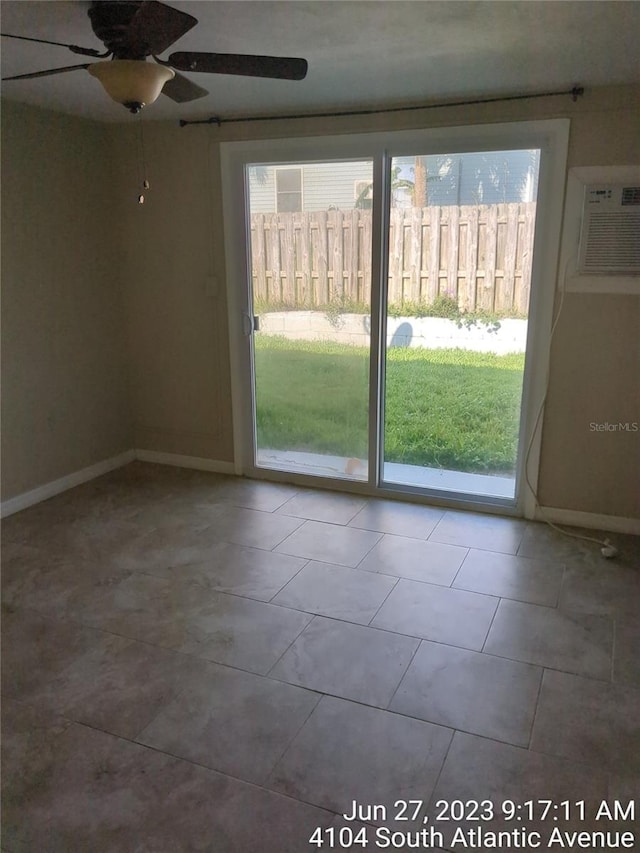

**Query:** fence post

left=464, top=205, right=479, bottom=312
left=268, top=212, right=281, bottom=303
left=427, top=206, right=441, bottom=303
left=447, top=206, right=460, bottom=300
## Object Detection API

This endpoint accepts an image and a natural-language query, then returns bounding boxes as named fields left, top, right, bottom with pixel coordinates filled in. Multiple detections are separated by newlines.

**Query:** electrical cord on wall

left=523, top=254, right=619, bottom=560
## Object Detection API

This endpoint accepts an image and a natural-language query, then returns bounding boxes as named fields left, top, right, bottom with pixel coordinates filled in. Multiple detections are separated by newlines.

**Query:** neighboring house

left=248, top=160, right=373, bottom=213
left=247, top=150, right=540, bottom=213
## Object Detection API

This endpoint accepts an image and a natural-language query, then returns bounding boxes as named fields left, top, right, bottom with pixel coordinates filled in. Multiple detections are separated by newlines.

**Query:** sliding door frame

left=220, top=119, right=569, bottom=517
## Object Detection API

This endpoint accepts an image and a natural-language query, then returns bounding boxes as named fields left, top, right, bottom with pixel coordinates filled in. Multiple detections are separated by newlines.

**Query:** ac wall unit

left=577, top=184, right=640, bottom=275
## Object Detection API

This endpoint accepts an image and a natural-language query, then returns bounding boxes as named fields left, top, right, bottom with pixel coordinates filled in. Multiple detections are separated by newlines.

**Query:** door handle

left=242, top=313, right=260, bottom=335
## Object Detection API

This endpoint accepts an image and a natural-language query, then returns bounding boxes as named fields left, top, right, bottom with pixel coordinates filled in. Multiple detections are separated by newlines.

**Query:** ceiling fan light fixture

left=88, top=59, right=175, bottom=112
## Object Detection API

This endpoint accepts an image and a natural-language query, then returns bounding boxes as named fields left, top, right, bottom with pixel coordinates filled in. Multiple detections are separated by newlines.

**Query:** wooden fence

left=250, top=202, right=536, bottom=315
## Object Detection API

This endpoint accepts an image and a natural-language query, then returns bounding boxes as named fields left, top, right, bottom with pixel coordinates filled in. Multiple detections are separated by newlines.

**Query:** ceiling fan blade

left=2, top=64, right=90, bottom=81
left=1, top=32, right=107, bottom=57
left=162, top=71, right=208, bottom=103
left=168, top=52, right=308, bottom=81
left=125, top=1, right=198, bottom=56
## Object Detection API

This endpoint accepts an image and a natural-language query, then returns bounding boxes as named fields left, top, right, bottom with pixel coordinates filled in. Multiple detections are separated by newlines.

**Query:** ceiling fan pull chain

left=136, top=114, right=150, bottom=204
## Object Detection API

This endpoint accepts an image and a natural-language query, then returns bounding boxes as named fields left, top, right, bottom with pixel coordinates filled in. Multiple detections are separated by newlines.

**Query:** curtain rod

left=179, top=85, right=584, bottom=127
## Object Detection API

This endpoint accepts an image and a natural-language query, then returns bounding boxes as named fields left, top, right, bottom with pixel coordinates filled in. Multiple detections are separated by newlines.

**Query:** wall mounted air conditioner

left=577, top=184, right=640, bottom=275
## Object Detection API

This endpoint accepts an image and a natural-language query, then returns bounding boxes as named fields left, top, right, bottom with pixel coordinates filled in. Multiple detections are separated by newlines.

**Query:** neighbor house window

left=275, top=168, right=303, bottom=212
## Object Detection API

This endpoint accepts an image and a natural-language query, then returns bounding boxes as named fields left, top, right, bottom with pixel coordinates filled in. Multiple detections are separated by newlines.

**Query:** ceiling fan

left=1, top=0, right=308, bottom=113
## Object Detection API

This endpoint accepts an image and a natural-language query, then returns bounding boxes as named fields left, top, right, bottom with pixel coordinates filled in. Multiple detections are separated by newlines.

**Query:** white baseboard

left=0, top=450, right=135, bottom=518
left=535, top=505, right=640, bottom=535
left=3, top=449, right=637, bottom=536
left=1, top=449, right=236, bottom=518
left=134, top=449, right=236, bottom=476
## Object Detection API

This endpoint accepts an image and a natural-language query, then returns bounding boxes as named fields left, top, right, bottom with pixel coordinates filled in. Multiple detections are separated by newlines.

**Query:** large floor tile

left=372, top=579, right=498, bottom=650
left=184, top=594, right=313, bottom=673
left=428, top=731, right=609, bottom=847
left=28, top=633, right=207, bottom=739
left=278, top=489, right=366, bottom=524
left=69, top=571, right=214, bottom=650
left=2, top=557, right=133, bottom=621
left=484, top=599, right=613, bottom=679
left=517, top=521, right=600, bottom=561
left=275, top=520, right=381, bottom=567
left=1, top=699, right=74, bottom=806
left=559, top=562, right=640, bottom=617
left=3, top=720, right=334, bottom=853
left=0, top=540, right=67, bottom=586
left=390, top=641, right=541, bottom=746
left=349, top=499, right=444, bottom=539
left=109, top=524, right=227, bottom=574
left=1, top=607, right=106, bottom=702
left=429, top=510, right=526, bottom=554
left=270, top=616, right=418, bottom=707
left=137, top=662, right=320, bottom=784
left=518, top=522, right=640, bottom=569
left=2, top=510, right=145, bottom=566
left=125, top=492, right=227, bottom=531
left=358, top=534, right=466, bottom=585
left=453, top=548, right=564, bottom=606
left=215, top=505, right=304, bottom=550
left=530, top=669, right=640, bottom=773
left=614, top=615, right=640, bottom=687
left=198, top=476, right=300, bottom=512
left=147, top=541, right=307, bottom=601
left=272, top=561, right=397, bottom=624
left=269, top=696, right=452, bottom=827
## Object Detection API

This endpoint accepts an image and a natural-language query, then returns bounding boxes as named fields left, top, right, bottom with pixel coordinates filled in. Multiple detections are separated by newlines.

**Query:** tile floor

left=1, top=462, right=639, bottom=852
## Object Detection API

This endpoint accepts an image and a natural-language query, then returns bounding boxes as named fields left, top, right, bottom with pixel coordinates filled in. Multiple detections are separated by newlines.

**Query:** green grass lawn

left=254, top=335, right=525, bottom=474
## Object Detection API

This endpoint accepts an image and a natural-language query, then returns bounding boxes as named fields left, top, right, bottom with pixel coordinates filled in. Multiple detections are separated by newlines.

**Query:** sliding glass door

left=381, top=149, right=540, bottom=500
left=247, top=159, right=374, bottom=481
left=221, top=120, right=568, bottom=510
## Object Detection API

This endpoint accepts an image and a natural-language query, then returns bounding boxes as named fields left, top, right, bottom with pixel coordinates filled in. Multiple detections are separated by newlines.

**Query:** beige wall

left=1, top=101, right=132, bottom=500
left=538, top=294, right=639, bottom=517
left=3, top=85, right=639, bottom=518
left=107, top=123, right=234, bottom=462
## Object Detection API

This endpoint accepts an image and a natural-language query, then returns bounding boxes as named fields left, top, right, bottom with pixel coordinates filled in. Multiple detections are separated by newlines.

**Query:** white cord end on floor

left=601, top=539, right=619, bottom=559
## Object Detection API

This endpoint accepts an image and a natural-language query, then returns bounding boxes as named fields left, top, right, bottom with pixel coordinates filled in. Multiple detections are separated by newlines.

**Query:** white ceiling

left=1, top=0, right=639, bottom=123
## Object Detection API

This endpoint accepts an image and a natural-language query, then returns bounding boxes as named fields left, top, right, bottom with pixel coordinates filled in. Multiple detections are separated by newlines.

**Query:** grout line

left=384, top=636, right=422, bottom=711
left=422, top=726, right=457, bottom=825
left=352, top=531, right=384, bottom=569
left=524, top=665, right=546, bottom=750
left=262, top=689, right=324, bottom=789
left=425, top=511, right=448, bottom=542
left=264, top=516, right=307, bottom=552
left=266, top=558, right=311, bottom=603
left=265, top=614, right=318, bottom=678
left=366, top=574, right=401, bottom=627
left=610, top=614, right=617, bottom=685
left=480, top=597, right=501, bottom=653
left=449, top=547, right=471, bottom=587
